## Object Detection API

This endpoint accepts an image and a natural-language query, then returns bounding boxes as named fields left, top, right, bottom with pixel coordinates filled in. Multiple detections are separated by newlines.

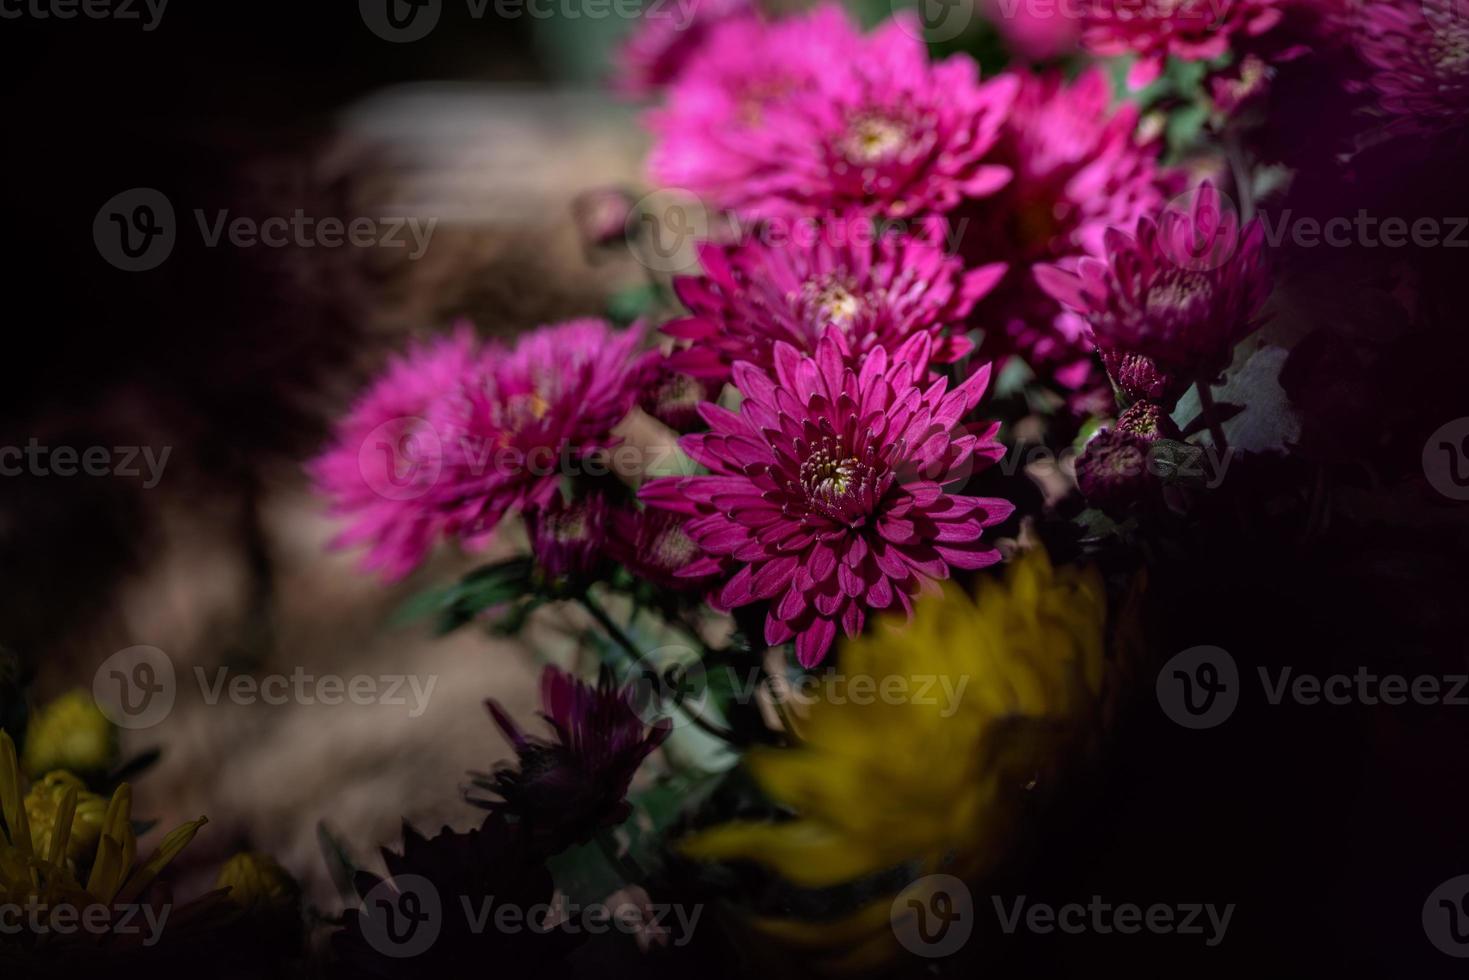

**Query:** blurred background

left=0, top=0, right=719, bottom=909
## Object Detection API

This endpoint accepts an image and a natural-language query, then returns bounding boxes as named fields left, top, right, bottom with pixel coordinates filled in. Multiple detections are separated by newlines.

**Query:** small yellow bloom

left=22, top=689, right=117, bottom=778
left=680, top=548, right=1109, bottom=972
left=0, top=729, right=211, bottom=951
left=24, top=771, right=109, bottom=865
left=216, top=851, right=300, bottom=914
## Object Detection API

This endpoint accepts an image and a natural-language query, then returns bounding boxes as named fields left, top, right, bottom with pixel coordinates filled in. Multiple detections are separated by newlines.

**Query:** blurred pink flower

left=1349, top=0, right=1469, bottom=133
left=432, top=319, right=649, bottom=546
left=957, top=68, right=1177, bottom=399
left=308, top=326, right=480, bottom=581
left=640, top=332, right=1011, bottom=667
left=608, top=506, right=726, bottom=592
left=663, top=217, right=1004, bottom=384
left=982, top=0, right=1081, bottom=59
left=647, top=3, right=1016, bottom=221
left=1081, top=0, right=1286, bottom=89
left=614, top=0, right=757, bottom=98
left=528, top=492, right=610, bottom=582
left=1036, top=182, right=1271, bottom=381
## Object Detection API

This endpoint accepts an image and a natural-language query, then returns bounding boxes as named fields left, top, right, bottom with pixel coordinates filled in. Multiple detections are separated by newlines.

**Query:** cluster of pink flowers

left=315, top=0, right=1307, bottom=661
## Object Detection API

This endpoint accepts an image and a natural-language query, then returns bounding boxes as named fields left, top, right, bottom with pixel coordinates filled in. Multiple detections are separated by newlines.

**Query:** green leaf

left=393, top=558, right=536, bottom=635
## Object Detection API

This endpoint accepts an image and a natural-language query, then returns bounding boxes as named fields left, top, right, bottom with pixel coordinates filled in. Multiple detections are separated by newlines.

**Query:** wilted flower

left=641, top=332, right=1012, bottom=666
left=309, top=326, right=480, bottom=581
left=334, top=814, right=579, bottom=977
left=571, top=186, right=636, bottom=250
left=647, top=4, right=1016, bottom=221
left=22, top=689, right=116, bottom=778
left=1081, top=0, right=1287, bottom=89
left=472, top=666, right=671, bottom=852
left=1036, top=182, right=1271, bottom=382
left=527, top=493, right=609, bottom=583
left=680, top=549, right=1106, bottom=970
left=431, top=319, right=648, bottom=548
left=614, top=0, right=757, bottom=97
left=958, top=68, right=1177, bottom=398
left=1076, top=427, right=1158, bottom=509
left=1100, top=348, right=1190, bottom=406
left=664, top=219, right=1002, bottom=384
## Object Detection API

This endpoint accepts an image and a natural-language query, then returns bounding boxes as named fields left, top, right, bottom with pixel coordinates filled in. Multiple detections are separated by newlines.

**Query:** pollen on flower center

left=1145, top=270, right=1216, bottom=321
left=801, top=443, right=863, bottom=501
left=838, top=113, right=909, bottom=163
left=798, top=275, right=867, bottom=331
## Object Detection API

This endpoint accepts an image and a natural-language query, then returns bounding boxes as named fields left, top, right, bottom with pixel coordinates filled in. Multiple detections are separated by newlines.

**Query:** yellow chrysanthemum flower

left=24, top=770, right=109, bottom=865
left=0, top=729, right=210, bottom=951
left=216, top=851, right=300, bottom=915
left=22, top=689, right=117, bottom=778
left=680, top=548, right=1109, bottom=972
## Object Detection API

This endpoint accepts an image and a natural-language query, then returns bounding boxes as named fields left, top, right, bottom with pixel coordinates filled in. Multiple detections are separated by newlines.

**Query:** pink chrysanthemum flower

left=1349, top=0, right=1469, bottom=133
left=528, top=492, right=610, bottom=582
left=957, top=68, right=1177, bottom=398
left=640, top=333, right=1012, bottom=667
left=1081, top=0, right=1286, bottom=89
left=309, top=326, right=480, bottom=581
left=1035, top=182, right=1271, bottom=382
left=614, top=0, right=757, bottom=98
left=647, top=4, right=1016, bottom=221
left=432, top=319, right=649, bottom=545
left=608, top=506, right=726, bottom=592
left=663, top=219, right=1004, bottom=384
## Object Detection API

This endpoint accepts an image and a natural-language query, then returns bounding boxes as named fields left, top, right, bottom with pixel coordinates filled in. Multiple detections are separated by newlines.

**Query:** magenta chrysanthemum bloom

left=432, top=319, right=649, bottom=544
left=1035, top=182, right=1271, bottom=382
left=1081, top=0, right=1286, bottom=89
left=663, top=219, right=1004, bottom=384
left=309, top=326, right=480, bottom=581
left=609, top=506, right=726, bottom=592
left=640, top=333, right=1012, bottom=667
left=1349, top=0, right=1469, bottom=133
left=474, top=666, right=672, bottom=851
left=957, top=68, right=1177, bottom=397
left=647, top=4, right=1016, bottom=221
left=528, top=492, right=609, bottom=582
left=614, top=0, right=756, bottom=97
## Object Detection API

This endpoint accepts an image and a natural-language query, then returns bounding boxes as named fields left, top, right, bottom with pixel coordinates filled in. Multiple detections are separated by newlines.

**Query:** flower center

left=838, top=114, right=908, bottom=164
left=1432, top=25, right=1469, bottom=79
left=1144, top=270, right=1216, bottom=326
left=652, top=522, right=699, bottom=569
left=798, top=275, right=867, bottom=331
left=801, top=443, right=862, bottom=502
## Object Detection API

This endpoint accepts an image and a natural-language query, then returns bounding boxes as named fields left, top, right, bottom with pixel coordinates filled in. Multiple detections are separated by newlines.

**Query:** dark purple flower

left=473, top=666, right=671, bottom=851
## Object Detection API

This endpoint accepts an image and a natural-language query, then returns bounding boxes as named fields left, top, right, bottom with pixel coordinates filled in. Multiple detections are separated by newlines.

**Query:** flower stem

left=1194, top=379, right=1230, bottom=488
